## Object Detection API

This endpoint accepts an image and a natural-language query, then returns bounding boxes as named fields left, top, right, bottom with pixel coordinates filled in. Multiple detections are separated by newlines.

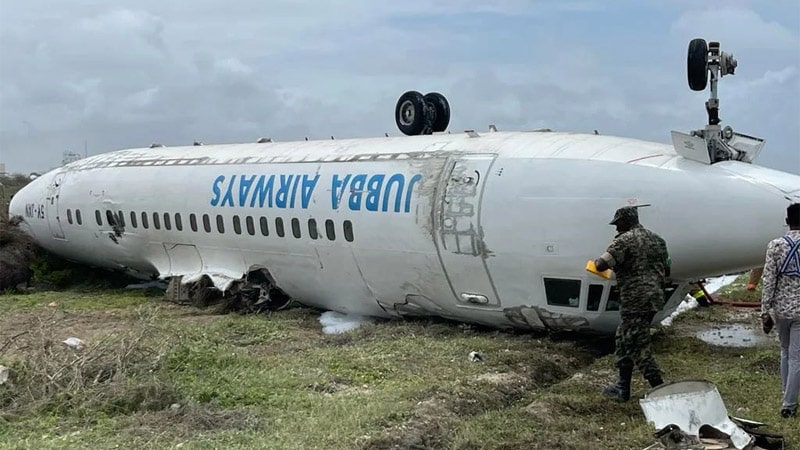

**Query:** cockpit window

left=543, top=278, right=581, bottom=308
left=587, top=284, right=604, bottom=311
left=605, top=286, right=620, bottom=311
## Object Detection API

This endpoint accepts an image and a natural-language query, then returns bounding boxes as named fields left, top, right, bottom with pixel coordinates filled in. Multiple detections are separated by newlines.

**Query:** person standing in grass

left=761, top=202, right=800, bottom=419
left=593, top=205, right=670, bottom=402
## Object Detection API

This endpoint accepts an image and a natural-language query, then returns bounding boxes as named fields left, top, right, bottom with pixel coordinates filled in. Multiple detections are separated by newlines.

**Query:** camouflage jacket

left=761, top=230, right=800, bottom=320
left=602, top=225, right=670, bottom=314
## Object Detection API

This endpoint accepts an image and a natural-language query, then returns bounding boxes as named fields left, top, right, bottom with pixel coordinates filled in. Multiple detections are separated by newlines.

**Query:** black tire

left=424, top=92, right=450, bottom=132
left=687, top=38, right=708, bottom=91
left=395, top=91, right=427, bottom=136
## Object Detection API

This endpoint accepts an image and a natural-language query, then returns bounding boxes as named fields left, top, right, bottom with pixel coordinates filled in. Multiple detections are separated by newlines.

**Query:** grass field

left=0, top=276, right=796, bottom=450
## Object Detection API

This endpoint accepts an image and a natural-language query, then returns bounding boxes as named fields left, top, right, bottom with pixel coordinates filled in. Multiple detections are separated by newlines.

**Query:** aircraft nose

left=8, top=184, right=28, bottom=218
left=7, top=176, right=42, bottom=237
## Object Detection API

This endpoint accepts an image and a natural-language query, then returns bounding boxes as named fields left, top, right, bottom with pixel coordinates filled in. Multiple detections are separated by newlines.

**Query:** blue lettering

left=332, top=174, right=351, bottom=210
left=250, top=175, right=275, bottom=208
left=348, top=174, right=367, bottom=211
left=275, top=175, right=294, bottom=208
left=221, top=175, right=236, bottom=207
left=365, top=174, right=385, bottom=212
left=301, top=174, right=320, bottom=209
left=383, top=174, right=405, bottom=212
left=404, top=174, right=422, bottom=213
left=289, top=174, right=301, bottom=208
left=238, top=175, right=257, bottom=207
left=210, top=175, right=225, bottom=206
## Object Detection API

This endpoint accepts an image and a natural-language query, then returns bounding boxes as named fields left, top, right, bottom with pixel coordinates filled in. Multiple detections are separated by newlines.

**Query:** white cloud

left=0, top=1, right=797, bottom=175
left=671, top=7, right=799, bottom=50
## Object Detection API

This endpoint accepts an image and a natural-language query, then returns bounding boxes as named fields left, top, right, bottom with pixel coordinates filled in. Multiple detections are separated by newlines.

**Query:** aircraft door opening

left=45, top=172, right=66, bottom=239
left=435, top=154, right=501, bottom=308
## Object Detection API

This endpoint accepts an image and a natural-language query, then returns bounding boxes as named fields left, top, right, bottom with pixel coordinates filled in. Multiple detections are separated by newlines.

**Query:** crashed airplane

left=8, top=39, right=800, bottom=334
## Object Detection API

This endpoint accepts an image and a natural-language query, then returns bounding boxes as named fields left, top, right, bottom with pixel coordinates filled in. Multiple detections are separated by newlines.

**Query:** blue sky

left=0, top=0, right=798, bottom=173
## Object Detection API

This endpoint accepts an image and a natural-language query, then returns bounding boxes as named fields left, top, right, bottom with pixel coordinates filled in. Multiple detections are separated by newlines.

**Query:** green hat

left=609, top=206, right=639, bottom=225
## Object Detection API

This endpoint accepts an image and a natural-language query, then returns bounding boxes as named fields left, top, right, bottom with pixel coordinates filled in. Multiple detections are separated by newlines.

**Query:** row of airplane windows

left=543, top=277, right=620, bottom=312
left=64, top=208, right=355, bottom=242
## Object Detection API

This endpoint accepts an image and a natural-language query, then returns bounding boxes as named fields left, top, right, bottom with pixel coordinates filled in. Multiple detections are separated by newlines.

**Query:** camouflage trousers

left=615, top=312, right=662, bottom=381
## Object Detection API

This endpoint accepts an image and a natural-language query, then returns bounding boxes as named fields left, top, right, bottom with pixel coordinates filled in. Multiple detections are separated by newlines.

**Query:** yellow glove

left=586, top=260, right=613, bottom=279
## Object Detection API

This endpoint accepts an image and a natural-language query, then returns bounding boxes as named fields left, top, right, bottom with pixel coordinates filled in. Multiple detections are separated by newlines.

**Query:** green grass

left=0, top=280, right=796, bottom=450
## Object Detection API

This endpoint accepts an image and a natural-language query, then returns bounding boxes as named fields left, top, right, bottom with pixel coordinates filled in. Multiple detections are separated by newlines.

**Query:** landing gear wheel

left=424, top=92, right=450, bottom=132
left=395, top=91, right=427, bottom=136
left=687, top=38, right=708, bottom=91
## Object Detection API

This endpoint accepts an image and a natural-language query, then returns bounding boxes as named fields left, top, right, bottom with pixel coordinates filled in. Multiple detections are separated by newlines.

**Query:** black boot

left=646, top=374, right=664, bottom=388
left=603, top=363, right=633, bottom=402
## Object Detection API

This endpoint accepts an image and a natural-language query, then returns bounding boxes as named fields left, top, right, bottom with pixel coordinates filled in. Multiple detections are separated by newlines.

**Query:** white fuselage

left=9, top=131, right=800, bottom=334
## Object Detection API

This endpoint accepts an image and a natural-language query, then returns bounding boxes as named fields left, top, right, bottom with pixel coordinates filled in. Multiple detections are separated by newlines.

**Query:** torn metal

left=639, top=380, right=785, bottom=450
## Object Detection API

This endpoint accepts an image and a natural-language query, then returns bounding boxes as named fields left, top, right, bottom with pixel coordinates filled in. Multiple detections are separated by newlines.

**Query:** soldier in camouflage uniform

left=593, top=206, right=670, bottom=401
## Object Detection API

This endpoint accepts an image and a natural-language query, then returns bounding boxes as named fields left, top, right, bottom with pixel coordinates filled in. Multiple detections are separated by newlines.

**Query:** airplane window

left=190, top=214, right=198, bottom=232
left=76, top=209, right=82, bottom=225
left=308, top=219, right=318, bottom=239
left=202, top=214, right=211, bottom=233
left=260, top=216, right=269, bottom=236
left=116, top=211, right=125, bottom=227
left=246, top=216, right=255, bottom=236
left=216, top=214, right=224, bottom=233
left=141, top=211, right=149, bottom=229
left=163, top=212, right=171, bottom=230
left=95, top=210, right=102, bottom=226
left=233, top=215, right=242, bottom=235
left=130, top=211, right=138, bottom=228
left=275, top=217, right=285, bottom=237
left=605, top=286, right=620, bottom=311
left=343, top=220, right=354, bottom=242
left=587, top=284, right=604, bottom=311
left=106, top=210, right=117, bottom=226
left=175, top=213, right=183, bottom=231
left=152, top=212, right=161, bottom=230
left=67, top=209, right=73, bottom=224
left=543, top=278, right=581, bottom=308
left=291, top=218, right=301, bottom=238
left=325, top=219, right=335, bottom=240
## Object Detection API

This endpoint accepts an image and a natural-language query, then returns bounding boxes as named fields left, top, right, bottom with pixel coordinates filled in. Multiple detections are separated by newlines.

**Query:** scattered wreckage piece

left=639, top=380, right=785, bottom=450
left=164, top=268, right=293, bottom=314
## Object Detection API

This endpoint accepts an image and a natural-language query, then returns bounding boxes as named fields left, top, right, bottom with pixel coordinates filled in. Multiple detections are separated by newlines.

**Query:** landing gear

left=687, top=38, right=709, bottom=92
left=395, top=90, right=451, bottom=136
left=424, top=92, right=450, bottom=132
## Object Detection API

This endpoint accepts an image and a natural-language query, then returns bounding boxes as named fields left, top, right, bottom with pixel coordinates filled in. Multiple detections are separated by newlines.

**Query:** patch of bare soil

left=121, top=403, right=263, bottom=440
left=0, top=309, right=140, bottom=358
left=358, top=349, right=593, bottom=450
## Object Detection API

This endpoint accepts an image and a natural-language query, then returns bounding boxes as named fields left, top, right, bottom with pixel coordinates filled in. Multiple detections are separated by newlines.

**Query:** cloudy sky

left=1, top=0, right=798, bottom=174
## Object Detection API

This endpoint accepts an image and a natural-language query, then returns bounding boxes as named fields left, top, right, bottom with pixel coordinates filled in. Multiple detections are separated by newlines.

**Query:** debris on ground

left=468, top=351, right=484, bottom=362
left=0, top=365, right=15, bottom=385
left=62, top=337, right=86, bottom=351
left=640, top=380, right=785, bottom=450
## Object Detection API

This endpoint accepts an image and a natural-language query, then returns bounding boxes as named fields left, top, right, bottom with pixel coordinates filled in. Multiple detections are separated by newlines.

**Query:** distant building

left=0, top=163, right=6, bottom=176
left=62, top=151, right=83, bottom=166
